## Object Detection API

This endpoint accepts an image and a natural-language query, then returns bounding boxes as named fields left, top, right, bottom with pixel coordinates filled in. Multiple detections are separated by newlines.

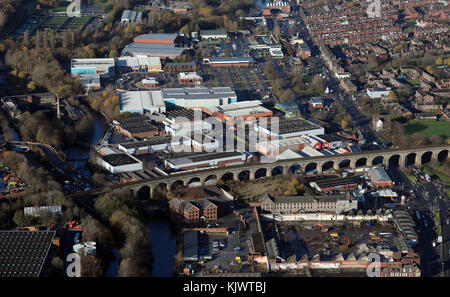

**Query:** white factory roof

left=119, top=91, right=165, bottom=113
left=116, top=55, right=161, bottom=67
left=178, top=72, right=202, bottom=80
left=371, top=189, right=398, bottom=198
left=276, top=149, right=302, bottom=160
left=24, top=206, right=62, bottom=217
left=207, top=100, right=270, bottom=117
left=258, top=136, right=309, bottom=151
left=121, top=42, right=187, bottom=57
left=71, top=58, right=115, bottom=69
left=162, top=87, right=236, bottom=100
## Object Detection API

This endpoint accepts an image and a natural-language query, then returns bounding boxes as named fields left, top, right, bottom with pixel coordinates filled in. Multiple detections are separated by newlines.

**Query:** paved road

left=294, top=10, right=380, bottom=145
left=388, top=165, right=445, bottom=276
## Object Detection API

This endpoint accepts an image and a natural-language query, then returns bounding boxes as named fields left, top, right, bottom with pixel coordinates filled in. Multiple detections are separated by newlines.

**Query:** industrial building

left=309, top=176, right=362, bottom=193
left=0, top=230, right=55, bottom=277
left=161, top=87, right=237, bottom=108
left=165, top=151, right=248, bottom=171
left=118, top=135, right=174, bottom=155
left=202, top=57, right=254, bottom=67
left=367, top=168, right=393, bottom=187
left=257, top=136, right=309, bottom=156
left=97, top=148, right=143, bottom=174
left=120, top=10, right=143, bottom=23
left=119, top=91, right=166, bottom=114
left=260, top=194, right=358, bottom=214
left=257, top=118, right=324, bottom=139
left=113, top=116, right=162, bottom=138
left=121, top=33, right=186, bottom=59
left=116, top=56, right=162, bottom=72
left=204, top=100, right=273, bottom=121
left=200, top=29, right=228, bottom=41
left=70, top=58, right=115, bottom=76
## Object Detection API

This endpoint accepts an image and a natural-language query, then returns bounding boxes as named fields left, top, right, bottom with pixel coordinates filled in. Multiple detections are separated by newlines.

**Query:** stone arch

left=153, top=183, right=169, bottom=200
left=271, top=165, right=284, bottom=177
left=136, top=186, right=150, bottom=200
left=254, top=168, right=268, bottom=179
left=420, top=151, right=433, bottom=165
left=187, top=177, right=201, bottom=188
left=388, top=154, right=400, bottom=167
left=405, top=152, right=416, bottom=167
left=372, top=156, right=384, bottom=167
left=288, top=164, right=301, bottom=174
left=204, top=174, right=218, bottom=185
left=238, top=170, right=250, bottom=181
left=305, top=162, right=318, bottom=174
left=221, top=172, right=234, bottom=182
left=355, top=157, right=367, bottom=168
left=170, top=180, right=185, bottom=191
left=321, top=161, right=334, bottom=173
left=437, top=149, right=449, bottom=162
left=338, top=159, right=351, bottom=170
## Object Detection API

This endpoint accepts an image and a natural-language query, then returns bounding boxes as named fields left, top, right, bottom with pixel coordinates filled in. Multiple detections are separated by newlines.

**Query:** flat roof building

left=113, top=116, right=162, bottom=138
left=119, top=91, right=166, bottom=114
left=118, top=135, right=174, bottom=155
left=71, top=58, right=115, bottom=76
left=204, top=100, right=273, bottom=121
left=121, top=43, right=187, bottom=59
left=200, top=29, right=228, bottom=40
left=97, top=149, right=143, bottom=174
left=165, top=151, right=248, bottom=171
left=257, top=136, right=309, bottom=156
left=162, top=87, right=237, bottom=108
left=257, top=118, right=324, bottom=139
left=116, top=56, right=162, bottom=72
left=367, top=88, right=391, bottom=99
left=367, top=168, right=393, bottom=187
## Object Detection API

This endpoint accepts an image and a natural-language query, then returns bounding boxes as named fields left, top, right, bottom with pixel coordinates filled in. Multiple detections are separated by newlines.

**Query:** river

left=64, top=117, right=106, bottom=177
left=146, top=219, right=177, bottom=277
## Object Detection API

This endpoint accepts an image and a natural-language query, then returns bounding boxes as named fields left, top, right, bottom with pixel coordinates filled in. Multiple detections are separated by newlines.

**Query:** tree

left=435, top=56, right=443, bottom=65
left=81, top=255, right=103, bottom=277
left=13, top=210, right=26, bottom=226
left=429, top=135, right=443, bottom=145
left=389, top=91, right=398, bottom=101
left=279, top=88, right=295, bottom=103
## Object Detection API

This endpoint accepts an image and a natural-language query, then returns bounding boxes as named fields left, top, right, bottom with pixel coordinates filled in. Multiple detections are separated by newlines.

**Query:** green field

left=403, top=120, right=450, bottom=140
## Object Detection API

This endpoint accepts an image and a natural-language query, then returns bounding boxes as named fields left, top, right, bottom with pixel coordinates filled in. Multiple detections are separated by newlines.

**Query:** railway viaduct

left=70, top=145, right=450, bottom=198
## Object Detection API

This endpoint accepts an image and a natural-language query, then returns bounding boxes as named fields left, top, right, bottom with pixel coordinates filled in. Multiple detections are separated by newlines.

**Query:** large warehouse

left=121, top=33, right=187, bottom=59
left=119, top=87, right=237, bottom=114
left=204, top=100, right=273, bottom=121
left=257, top=118, right=325, bottom=139
left=119, top=91, right=166, bottom=114
left=161, top=87, right=237, bottom=108
left=70, top=58, right=115, bottom=76
left=116, top=56, right=162, bottom=72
